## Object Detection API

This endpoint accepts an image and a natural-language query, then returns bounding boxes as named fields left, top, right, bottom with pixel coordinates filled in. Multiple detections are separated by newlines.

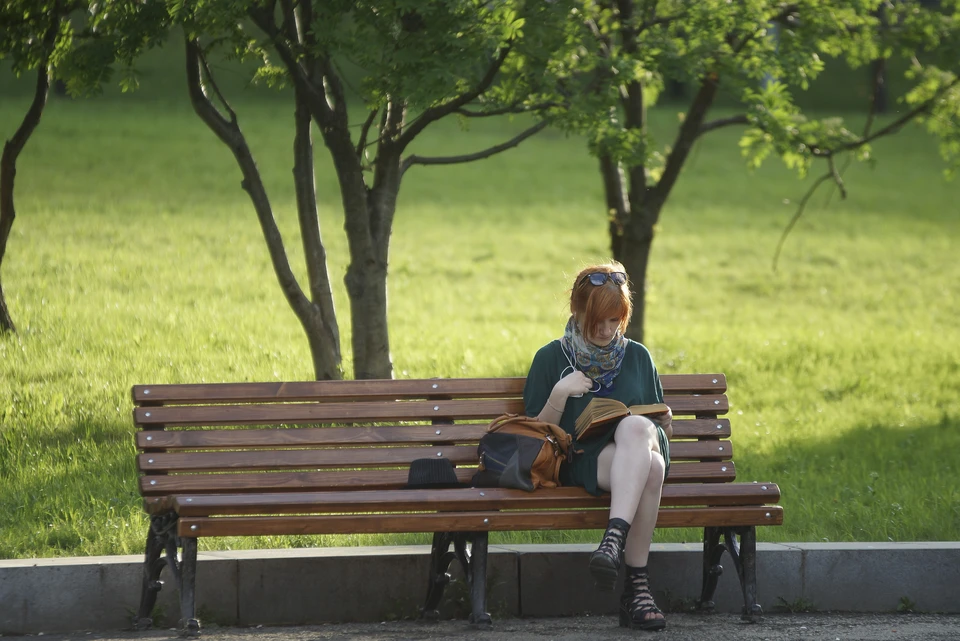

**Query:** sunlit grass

left=0, top=81, right=958, bottom=558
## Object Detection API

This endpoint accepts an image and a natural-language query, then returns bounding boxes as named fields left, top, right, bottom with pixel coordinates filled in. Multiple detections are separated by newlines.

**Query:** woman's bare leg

left=597, top=416, right=662, bottom=524
left=596, top=417, right=667, bottom=624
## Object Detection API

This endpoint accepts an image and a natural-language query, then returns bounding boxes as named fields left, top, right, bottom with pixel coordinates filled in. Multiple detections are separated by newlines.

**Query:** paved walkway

left=6, top=613, right=958, bottom=641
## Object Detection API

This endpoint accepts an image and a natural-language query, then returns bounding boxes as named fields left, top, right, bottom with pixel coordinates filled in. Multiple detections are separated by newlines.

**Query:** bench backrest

left=133, top=375, right=737, bottom=511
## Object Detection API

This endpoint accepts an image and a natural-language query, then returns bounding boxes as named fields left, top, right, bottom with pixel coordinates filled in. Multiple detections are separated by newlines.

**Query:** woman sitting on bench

left=522, top=261, right=672, bottom=632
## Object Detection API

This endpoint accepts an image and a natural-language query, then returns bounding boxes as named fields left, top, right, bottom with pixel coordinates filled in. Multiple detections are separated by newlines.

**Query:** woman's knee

left=615, top=415, right=659, bottom=450
left=645, top=451, right=666, bottom=486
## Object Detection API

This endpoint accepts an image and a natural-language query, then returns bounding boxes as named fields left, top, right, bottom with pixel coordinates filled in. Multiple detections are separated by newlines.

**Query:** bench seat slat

left=171, top=483, right=781, bottom=516
left=133, top=374, right=728, bottom=405
left=137, top=440, right=733, bottom=473
left=177, top=505, right=783, bottom=537
left=135, top=419, right=733, bottom=450
left=133, top=395, right=728, bottom=427
left=139, top=461, right=738, bottom=498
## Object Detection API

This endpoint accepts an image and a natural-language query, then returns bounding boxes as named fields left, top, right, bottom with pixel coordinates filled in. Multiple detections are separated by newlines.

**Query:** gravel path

left=6, top=613, right=958, bottom=641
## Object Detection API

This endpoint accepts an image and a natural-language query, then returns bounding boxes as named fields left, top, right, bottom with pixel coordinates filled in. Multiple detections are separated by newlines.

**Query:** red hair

left=570, top=262, right=633, bottom=337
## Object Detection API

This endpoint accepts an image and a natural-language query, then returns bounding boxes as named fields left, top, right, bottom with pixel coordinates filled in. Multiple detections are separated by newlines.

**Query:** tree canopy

left=510, top=0, right=960, bottom=340
left=3, top=0, right=957, bottom=356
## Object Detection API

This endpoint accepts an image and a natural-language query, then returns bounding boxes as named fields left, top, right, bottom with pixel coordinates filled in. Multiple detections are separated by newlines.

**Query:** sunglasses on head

left=580, top=271, right=627, bottom=287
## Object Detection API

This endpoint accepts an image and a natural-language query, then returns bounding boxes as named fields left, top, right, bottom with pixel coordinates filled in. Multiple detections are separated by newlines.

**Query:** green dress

left=523, top=339, right=670, bottom=496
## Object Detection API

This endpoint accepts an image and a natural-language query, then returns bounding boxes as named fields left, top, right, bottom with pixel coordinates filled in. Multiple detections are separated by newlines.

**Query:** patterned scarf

left=559, top=316, right=626, bottom=396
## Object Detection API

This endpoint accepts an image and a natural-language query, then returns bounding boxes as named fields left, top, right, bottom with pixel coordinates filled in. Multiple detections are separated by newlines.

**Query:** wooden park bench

left=131, top=374, right=782, bottom=635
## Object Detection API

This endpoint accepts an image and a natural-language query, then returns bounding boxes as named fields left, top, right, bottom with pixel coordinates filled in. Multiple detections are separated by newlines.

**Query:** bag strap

left=485, top=413, right=573, bottom=459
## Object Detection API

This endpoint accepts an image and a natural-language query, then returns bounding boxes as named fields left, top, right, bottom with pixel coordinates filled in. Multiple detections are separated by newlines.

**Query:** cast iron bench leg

left=178, top=537, right=201, bottom=636
left=733, top=526, right=762, bottom=622
left=697, top=526, right=725, bottom=611
left=697, top=526, right=763, bottom=621
left=419, top=531, right=491, bottom=626
left=467, top=532, right=491, bottom=626
left=134, top=515, right=175, bottom=630
left=421, top=532, right=460, bottom=619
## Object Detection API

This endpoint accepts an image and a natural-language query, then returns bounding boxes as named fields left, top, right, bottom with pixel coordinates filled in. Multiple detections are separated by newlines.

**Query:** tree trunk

left=184, top=38, right=342, bottom=380
left=303, top=307, right=342, bottom=380
left=342, top=129, right=401, bottom=379
left=329, top=98, right=405, bottom=381
left=344, top=249, right=391, bottom=379
left=599, top=153, right=629, bottom=260
left=292, top=89, right=341, bottom=380
left=0, top=63, right=53, bottom=334
left=619, top=205, right=657, bottom=344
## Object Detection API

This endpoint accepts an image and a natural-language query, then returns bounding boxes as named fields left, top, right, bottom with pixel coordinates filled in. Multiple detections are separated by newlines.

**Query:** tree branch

left=455, top=101, right=560, bottom=118
left=696, top=114, right=749, bottom=138
left=185, top=36, right=315, bottom=326
left=650, top=74, right=720, bottom=209
left=773, top=171, right=833, bottom=272
left=638, top=2, right=690, bottom=34
left=396, top=42, right=514, bottom=149
left=826, top=58, right=886, bottom=207
left=811, top=77, right=960, bottom=157
left=399, top=121, right=548, bottom=178
left=248, top=5, right=334, bottom=127
left=356, top=107, right=379, bottom=159
left=197, top=46, right=237, bottom=125
left=0, top=17, right=59, bottom=334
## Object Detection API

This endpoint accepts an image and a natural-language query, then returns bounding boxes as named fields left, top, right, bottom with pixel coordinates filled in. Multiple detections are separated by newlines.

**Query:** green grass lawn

left=0, top=71, right=958, bottom=558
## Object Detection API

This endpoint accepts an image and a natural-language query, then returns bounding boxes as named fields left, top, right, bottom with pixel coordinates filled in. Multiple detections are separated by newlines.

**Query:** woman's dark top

left=522, top=339, right=669, bottom=496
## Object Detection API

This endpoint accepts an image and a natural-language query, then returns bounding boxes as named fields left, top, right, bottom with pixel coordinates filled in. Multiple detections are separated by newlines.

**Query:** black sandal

left=620, top=565, right=667, bottom=631
left=588, top=518, right=630, bottom=592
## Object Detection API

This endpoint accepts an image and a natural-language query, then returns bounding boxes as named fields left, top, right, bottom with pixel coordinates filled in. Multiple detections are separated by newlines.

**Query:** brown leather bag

left=472, top=414, right=573, bottom=491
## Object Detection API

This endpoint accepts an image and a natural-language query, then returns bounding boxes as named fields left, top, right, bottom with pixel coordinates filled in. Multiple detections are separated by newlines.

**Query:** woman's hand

left=554, top=370, right=594, bottom=399
left=537, top=371, right=594, bottom=423
left=656, top=406, right=673, bottom=439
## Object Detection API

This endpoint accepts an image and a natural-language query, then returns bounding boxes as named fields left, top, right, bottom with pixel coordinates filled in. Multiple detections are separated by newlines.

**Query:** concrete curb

left=2, top=542, right=958, bottom=635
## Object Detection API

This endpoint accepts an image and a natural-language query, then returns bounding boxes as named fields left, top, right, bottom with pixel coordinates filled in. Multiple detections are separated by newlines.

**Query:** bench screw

left=146, top=436, right=153, bottom=441
left=436, top=452, right=442, bottom=456
left=716, top=424, right=722, bottom=429
left=145, top=412, right=151, bottom=417
left=718, top=447, right=723, bottom=451
left=434, top=406, right=439, bottom=411
left=721, top=466, right=727, bottom=471
left=480, top=492, right=485, bottom=497
left=765, top=513, right=771, bottom=519
left=150, top=480, right=157, bottom=485
left=761, top=486, right=768, bottom=490
left=483, top=519, right=489, bottom=524
left=432, top=383, right=439, bottom=389
left=191, top=525, right=198, bottom=531
left=148, top=459, right=154, bottom=464
left=144, top=389, right=150, bottom=394
left=186, top=498, right=193, bottom=502
left=436, top=430, right=441, bottom=435
left=714, top=400, right=720, bottom=405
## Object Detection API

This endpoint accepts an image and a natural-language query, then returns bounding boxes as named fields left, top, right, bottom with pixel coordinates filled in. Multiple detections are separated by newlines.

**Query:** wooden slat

left=171, top=483, right=781, bottom=516
left=134, top=420, right=727, bottom=451
left=138, top=446, right=479, bottom=472
left=134, top=399, right=525, bottom=426
left=133, top=395, right=728, bottom=428
left=139, top=461, right=738, bottom=497
left=661, top=373, right=726, bottom=393
left=177, top=505, right=783, bottom=537
left=137, top=440, right=732, bottom=474
left=132, top=374, right=727, bottom=406
left=134, top=418, right=732, bottom=451
left=672, top=418, right=731, bottom=439
left=135, top=424, right=488, bottom=449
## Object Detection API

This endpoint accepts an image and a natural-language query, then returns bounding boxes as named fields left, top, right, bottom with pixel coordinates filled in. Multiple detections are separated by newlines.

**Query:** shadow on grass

left=743, top=412, right=959, bottom=541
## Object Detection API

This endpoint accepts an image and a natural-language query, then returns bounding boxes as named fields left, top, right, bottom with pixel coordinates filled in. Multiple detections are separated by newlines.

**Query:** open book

left=574, top=398, right=669, bottom=440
